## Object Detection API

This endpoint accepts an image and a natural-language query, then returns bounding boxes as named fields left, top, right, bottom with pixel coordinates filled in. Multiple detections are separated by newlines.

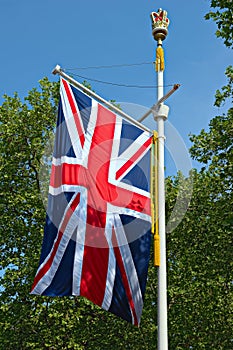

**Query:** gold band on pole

left=151, top=131, right=160, bottom=267
left=155, top=46, right=165, bottom=72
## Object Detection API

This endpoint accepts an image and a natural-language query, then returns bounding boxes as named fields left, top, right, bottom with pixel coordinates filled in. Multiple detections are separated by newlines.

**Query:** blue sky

left=1, top=0, right=232, bottom=175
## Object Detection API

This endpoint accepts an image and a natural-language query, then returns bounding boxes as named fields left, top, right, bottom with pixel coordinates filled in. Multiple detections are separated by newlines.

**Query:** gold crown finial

left=150, top=9, right=170, bottom=42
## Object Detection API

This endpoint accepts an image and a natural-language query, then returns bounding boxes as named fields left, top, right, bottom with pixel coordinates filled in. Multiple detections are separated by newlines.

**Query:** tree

left=166, top=169, right=232, bottom=348
left=190, top=65, right=233, bottom=192
left=165, top=4, right=233, bottom=345
left=205, top=0, right=233, bottom=48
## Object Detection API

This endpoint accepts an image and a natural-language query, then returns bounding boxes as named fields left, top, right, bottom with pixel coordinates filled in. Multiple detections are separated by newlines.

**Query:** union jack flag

left=31, top=78, right=152, bottom=325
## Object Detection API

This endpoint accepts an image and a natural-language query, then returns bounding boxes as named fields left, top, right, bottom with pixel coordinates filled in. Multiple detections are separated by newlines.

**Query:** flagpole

left=156, top=69, right=168, bottom=350
left=151, top=9, right=170, bottom=350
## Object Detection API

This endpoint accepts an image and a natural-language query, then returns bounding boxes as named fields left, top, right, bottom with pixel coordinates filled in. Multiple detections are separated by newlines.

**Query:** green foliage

left=174, top=60, right=233, bottom=349
left=166, top=170, right=233, bottom=349
left=190, top=67, right=233, bottom=188
left=214, top=65, right=233, bottom=107
left=205, top=0, right=233, bottom=47
left=0, top=77, right=59, bottom=276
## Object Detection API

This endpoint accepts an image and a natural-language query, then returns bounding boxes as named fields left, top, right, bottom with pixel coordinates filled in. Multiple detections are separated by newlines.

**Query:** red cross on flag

left=31, top=78, right=153, bottom=326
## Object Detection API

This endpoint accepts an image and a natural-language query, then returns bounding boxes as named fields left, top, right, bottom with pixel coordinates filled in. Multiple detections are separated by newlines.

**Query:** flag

left=31, top=78, right=152, bottom=326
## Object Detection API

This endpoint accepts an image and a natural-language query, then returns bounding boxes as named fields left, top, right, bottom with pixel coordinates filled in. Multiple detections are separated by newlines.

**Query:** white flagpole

left=150, top=9, right=170, bottom=350
left=156, top=67, right=169, bottom=350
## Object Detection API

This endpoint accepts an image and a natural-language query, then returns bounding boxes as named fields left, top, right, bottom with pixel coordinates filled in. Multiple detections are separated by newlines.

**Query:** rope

left=64, top=61, right=153, bottom=70
left=64, top=71, right=174, bottom=89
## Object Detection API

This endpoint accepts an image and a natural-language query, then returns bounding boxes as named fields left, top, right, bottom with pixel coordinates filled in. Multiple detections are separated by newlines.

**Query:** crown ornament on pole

left=151, top=9, right=169, bottom=71
left=150, top=9, right=170, bottom=43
